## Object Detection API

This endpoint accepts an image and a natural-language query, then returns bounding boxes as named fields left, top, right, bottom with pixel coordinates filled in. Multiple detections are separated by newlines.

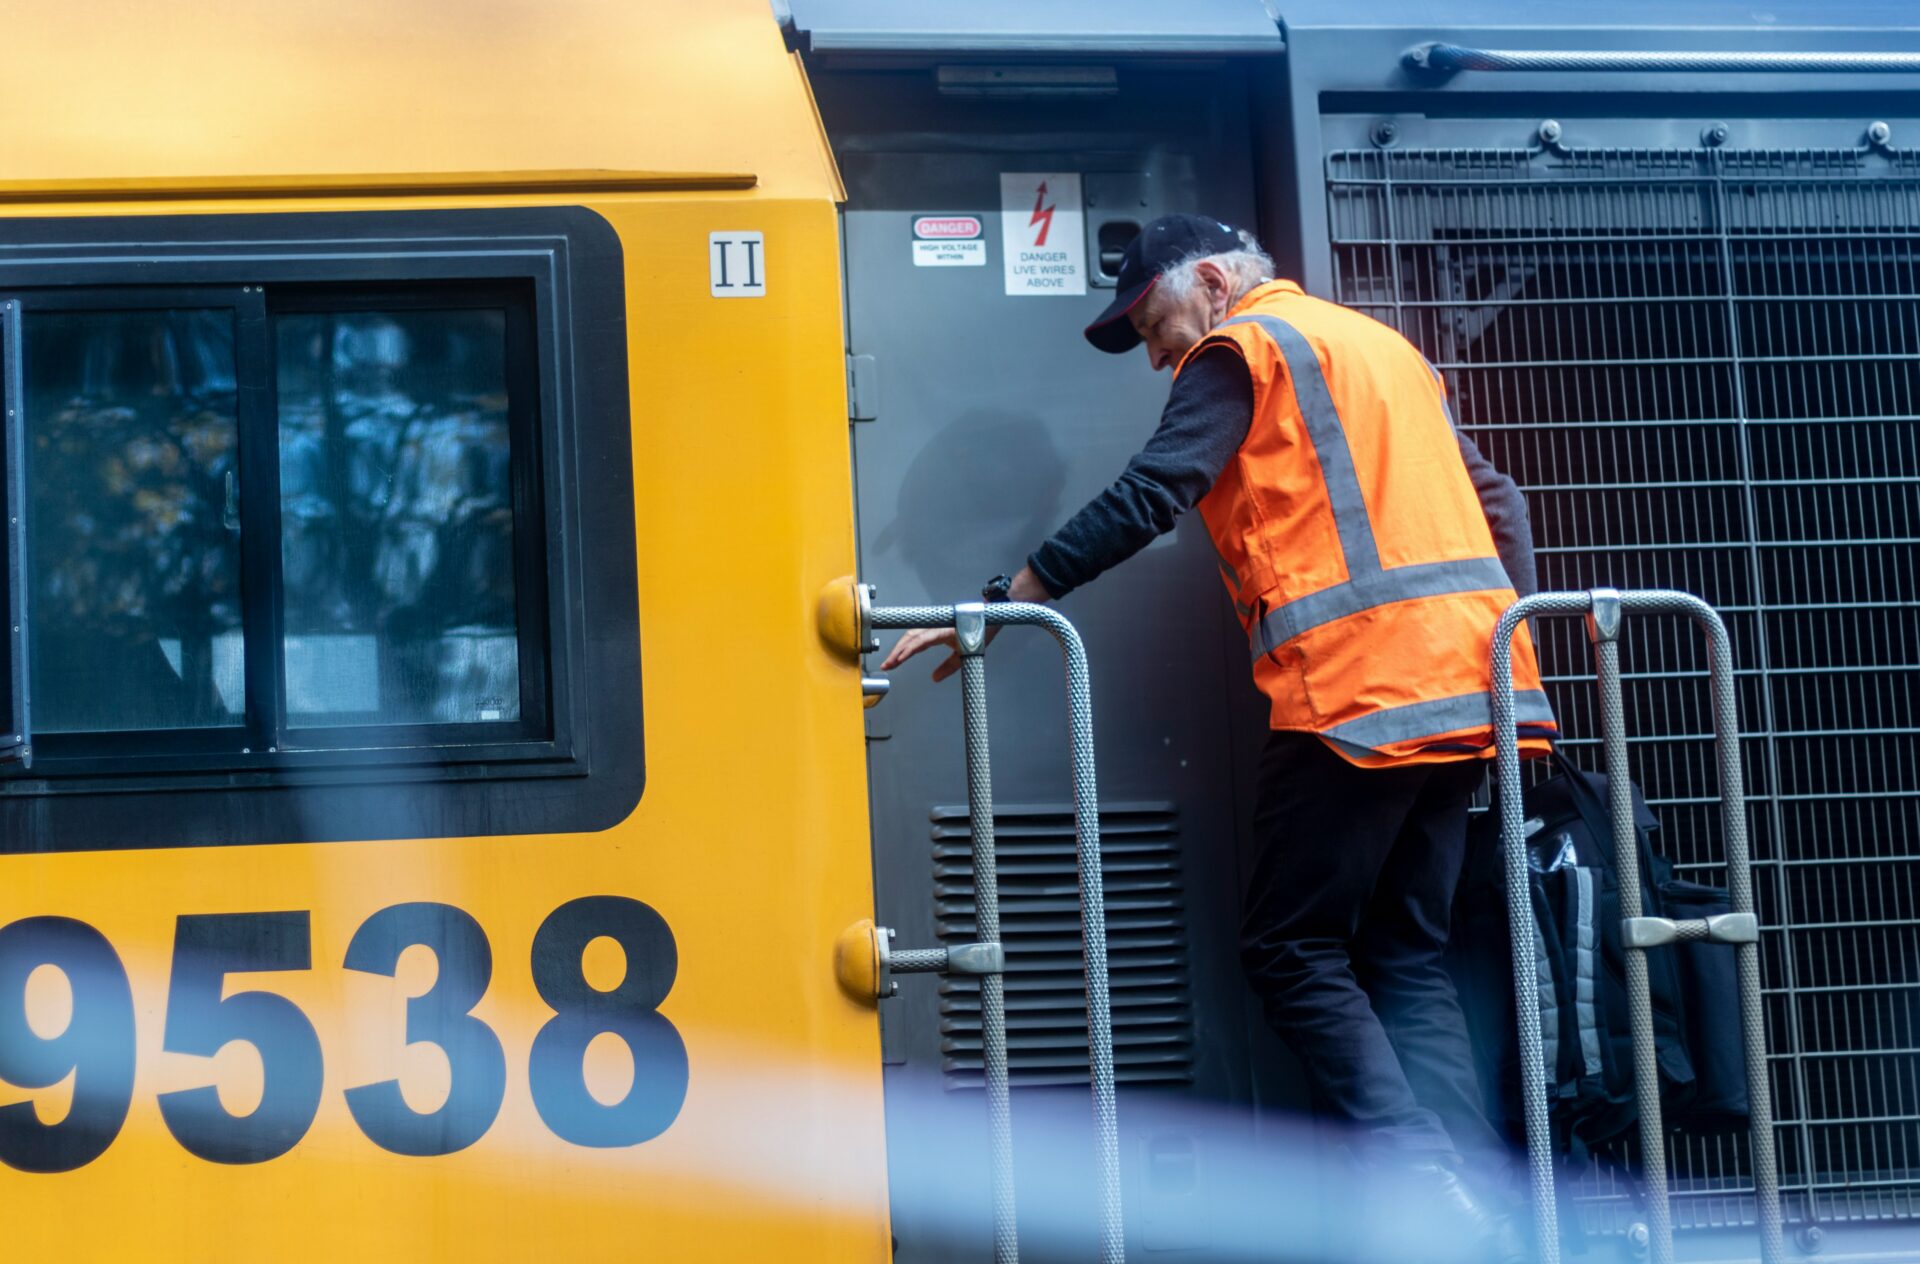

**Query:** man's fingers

left=879, top=630, right=926, bottom=670
left=880, top=628, right=951, bottom=671
left=879, top=627, right=977, bottom=681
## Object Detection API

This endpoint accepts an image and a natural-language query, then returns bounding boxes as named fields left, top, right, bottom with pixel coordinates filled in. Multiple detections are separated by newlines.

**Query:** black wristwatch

left=981, top=573, right=1015, bottom=603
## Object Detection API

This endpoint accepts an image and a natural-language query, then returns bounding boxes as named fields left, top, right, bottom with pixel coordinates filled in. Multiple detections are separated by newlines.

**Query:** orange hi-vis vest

left=1185, top=280, right=1556, bottom=767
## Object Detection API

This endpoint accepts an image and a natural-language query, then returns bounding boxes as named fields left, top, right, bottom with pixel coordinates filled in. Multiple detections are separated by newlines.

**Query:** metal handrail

left=1491, top=588, right=1782, bottom=1264
left=1407, top=42, right=1920, bottom=75
left=866, top=598, right=1124, bottom=1264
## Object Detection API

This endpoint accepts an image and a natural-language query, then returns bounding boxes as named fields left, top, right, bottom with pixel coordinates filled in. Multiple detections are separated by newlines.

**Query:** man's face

left=1127, top=262, right=1234, bottom=371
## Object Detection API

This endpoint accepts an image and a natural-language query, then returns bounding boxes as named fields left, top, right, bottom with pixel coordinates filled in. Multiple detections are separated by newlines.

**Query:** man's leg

left=1351, top=757, right=1515, bottom=1191
left=1238, top=731, right=1457, bottom=1160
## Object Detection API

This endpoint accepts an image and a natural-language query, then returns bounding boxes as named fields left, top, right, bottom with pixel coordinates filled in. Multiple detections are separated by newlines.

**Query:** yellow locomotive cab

left=12, top=0, right=1920, bottom=1260
left=0, top=2, right=886, bottom=1259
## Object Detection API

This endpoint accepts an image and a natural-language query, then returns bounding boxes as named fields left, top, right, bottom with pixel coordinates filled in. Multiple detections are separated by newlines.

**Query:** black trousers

left=1240, top=731, right=1506, bottom=1170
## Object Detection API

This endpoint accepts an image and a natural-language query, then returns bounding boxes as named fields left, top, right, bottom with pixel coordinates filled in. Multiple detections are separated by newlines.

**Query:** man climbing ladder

left=884, top=213, right=1557, bottom=1261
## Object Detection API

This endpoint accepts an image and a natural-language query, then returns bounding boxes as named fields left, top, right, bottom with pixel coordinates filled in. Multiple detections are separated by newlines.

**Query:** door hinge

left=847, top=352, right=879, bottom=422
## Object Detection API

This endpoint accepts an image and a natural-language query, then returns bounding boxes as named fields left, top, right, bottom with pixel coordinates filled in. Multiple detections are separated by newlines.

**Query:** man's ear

left=1198, top=260, right=1234, bottom=316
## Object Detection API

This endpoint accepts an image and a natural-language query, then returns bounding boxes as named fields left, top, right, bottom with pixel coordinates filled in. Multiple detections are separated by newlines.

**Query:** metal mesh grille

left=932, top=802, right=1195, bottom=1089
left=1328, top=145, right=1920, bottom=1235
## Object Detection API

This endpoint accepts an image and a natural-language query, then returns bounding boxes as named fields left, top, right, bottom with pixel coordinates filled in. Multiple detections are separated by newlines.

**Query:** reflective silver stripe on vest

left=1214, top=553, right=1253, bottom=617
left=1319, top=688, right=1556, bottom=752
left=1250, top=555, right=1512, bottom=661
left=1222, top=314, right=1380, bottom=574
left=1423, top=357, right=1460, bottom=432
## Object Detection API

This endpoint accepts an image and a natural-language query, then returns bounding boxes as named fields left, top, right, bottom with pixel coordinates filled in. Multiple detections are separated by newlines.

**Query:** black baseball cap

left=1083, top=213, right=1245, bottom=354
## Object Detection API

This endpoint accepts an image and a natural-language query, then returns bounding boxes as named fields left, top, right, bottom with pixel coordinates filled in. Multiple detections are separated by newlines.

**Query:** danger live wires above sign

left=999, top=172, right=1085, bottom=295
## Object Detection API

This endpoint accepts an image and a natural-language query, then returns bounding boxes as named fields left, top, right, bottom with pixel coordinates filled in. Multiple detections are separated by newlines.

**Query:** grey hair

left=1156, top=229, right=1274, bottom=305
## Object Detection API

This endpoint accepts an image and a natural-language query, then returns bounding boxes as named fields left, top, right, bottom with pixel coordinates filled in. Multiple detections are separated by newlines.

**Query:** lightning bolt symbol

left=1028, top=180, right=1055, bottom=247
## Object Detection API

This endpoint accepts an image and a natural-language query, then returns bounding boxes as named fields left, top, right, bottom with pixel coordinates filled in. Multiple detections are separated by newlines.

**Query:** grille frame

left=931, top=801, right=1196, bottom=1091
left=1326, top=143, right=1920, bottom=1235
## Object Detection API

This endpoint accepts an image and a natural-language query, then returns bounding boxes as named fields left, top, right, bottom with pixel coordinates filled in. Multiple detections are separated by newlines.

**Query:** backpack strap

left=1549, top=747, right=1617, bottom=848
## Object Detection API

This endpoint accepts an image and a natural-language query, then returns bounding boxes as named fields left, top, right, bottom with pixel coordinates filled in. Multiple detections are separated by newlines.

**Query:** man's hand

left=879, top=626, right=984, bottom=683
left=878, top=566, right=1050, bottom=683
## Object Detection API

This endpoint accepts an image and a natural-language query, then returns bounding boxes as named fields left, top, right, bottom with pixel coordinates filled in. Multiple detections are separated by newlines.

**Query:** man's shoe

left=1404, top=1158, right=1531, bottom=1264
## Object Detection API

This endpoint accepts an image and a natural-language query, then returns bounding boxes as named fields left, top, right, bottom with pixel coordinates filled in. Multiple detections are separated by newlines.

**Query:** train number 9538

left=0, top=897, right=688, bottom=1171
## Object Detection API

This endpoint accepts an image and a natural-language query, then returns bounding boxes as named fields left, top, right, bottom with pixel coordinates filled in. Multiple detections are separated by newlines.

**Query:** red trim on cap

left=1082, top=273, right=1158, bottom=339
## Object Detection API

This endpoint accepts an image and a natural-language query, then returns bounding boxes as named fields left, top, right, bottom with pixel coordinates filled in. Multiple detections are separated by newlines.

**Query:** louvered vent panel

left=931, top=801, right=1195, bottom=1089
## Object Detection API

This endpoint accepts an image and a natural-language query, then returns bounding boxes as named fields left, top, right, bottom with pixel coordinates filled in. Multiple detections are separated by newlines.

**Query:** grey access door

left=818, top=64, right=1313, bottom=1261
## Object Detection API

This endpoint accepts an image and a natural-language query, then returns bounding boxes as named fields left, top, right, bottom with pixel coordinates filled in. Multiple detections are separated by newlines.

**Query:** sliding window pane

left=26, top=309, right=245, bottom=733
left=276, top=309, right=520, bottom=728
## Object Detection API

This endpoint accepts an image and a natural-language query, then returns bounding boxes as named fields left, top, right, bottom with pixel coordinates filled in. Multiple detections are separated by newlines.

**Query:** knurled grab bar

left=1491, top=589, right=1782, bottom=1264
left=865, top=599, right=1125, bottom=1264
left=1407, top=42, right=1920, bottom=75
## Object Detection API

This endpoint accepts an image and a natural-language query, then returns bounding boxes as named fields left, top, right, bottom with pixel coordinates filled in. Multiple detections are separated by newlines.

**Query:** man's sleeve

left=1026, top=348, right=1254, bottom=599
left=1454, top=428, right=1539, bottom=597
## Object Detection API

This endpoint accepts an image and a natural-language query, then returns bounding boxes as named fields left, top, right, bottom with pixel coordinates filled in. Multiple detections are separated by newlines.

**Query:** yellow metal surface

left=816, top=575, right=864, bottom=661
left=833, top=920, right=886, bottom=1004
left=0, top=3, right=884, bottom=1261
left=0, top=0, right=833, bottom=201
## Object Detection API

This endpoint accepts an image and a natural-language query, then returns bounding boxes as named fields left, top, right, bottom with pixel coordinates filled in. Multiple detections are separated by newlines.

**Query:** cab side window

left=14, top=283, right=548, bottom=770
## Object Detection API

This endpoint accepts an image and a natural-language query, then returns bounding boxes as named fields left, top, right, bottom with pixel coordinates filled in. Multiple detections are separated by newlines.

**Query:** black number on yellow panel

left=157, top=912, right=324, bottom=1164
left=0, top=918, right=135, bottom=1172
left=527, top=896, right=687, bottom=1147
left=344, top=902, right=506, bottom=1156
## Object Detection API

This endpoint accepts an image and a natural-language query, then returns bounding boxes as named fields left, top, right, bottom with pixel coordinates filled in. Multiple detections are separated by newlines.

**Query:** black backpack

left=1450, top=751, right=1749, bottom=1160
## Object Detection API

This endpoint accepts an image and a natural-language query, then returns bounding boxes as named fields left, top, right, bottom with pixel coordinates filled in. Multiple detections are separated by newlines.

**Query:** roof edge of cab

left=0, top=170, right=760, bottom=205
left=1274, top=0, right=1920, bottom=31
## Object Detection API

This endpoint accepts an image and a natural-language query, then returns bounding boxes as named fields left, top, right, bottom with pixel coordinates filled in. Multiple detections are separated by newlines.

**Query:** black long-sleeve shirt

left=1026, top=348, right=1538, bottom=600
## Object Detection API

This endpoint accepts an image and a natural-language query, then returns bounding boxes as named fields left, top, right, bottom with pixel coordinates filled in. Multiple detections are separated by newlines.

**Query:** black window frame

left=18, top=280, right=558, bottom=770
left=0, top=208, right=641, bottom=852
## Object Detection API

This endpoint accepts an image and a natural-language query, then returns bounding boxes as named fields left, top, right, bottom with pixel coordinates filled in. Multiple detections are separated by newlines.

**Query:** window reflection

left=276, top=310, right=520, bottom=728
left=26, top=309, right=244, bottom=733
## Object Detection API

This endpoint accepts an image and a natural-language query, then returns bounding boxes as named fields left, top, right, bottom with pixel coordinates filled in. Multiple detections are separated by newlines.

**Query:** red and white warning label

left=912, top=214, right=985, bottom=267
left=999, top=172, right=1085, bottom=296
